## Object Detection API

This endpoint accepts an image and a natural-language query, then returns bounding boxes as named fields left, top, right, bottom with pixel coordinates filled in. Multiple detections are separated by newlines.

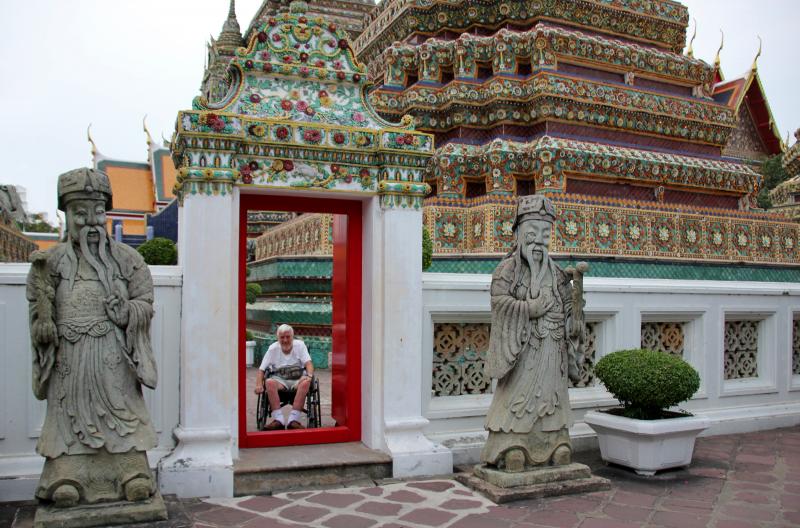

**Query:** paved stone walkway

left=3, top=426, right=799, bottom=527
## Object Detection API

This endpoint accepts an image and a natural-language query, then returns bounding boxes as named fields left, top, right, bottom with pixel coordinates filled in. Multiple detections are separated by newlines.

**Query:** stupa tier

left=354, top=0, right=798, bottom=266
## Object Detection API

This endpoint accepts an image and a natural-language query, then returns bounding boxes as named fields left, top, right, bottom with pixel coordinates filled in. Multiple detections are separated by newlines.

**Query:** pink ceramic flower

left=296, top=101, right=308, bottom=112
left=303, top=129, right=322, bottom=143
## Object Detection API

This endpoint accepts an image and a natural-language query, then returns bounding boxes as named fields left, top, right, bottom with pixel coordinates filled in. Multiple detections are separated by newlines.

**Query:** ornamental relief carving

left=724, top=320, right=759, bottom=380
left=793, top=319, right=800, bottom=376
left=641, top=322, right=685, bottom=357
left=432, top=322, right=492, bottom=397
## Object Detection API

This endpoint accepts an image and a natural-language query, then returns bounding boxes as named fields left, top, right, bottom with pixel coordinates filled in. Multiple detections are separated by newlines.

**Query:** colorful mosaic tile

left=428, top=137, right=761, bottom=200
left=171, top=1, right=432, bottom=209
left=380, top=24, right=713, bottom=91
left=425, top=194, right=800, bottom=265
left=356, top=0, right=689, bottom=80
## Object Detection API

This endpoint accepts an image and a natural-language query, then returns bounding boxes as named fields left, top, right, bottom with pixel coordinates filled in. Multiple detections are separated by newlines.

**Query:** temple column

left=159, top=183, right=238, bottom=498
left=374, top=199, right=453, bottom=477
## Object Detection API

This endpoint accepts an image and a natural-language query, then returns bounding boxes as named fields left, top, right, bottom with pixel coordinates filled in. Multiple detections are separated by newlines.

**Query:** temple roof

left=713, top=69, right=783, bottom=157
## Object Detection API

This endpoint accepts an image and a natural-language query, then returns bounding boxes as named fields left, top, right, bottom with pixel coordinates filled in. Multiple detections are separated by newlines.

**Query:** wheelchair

left=256, top=365, right=322, bottom=430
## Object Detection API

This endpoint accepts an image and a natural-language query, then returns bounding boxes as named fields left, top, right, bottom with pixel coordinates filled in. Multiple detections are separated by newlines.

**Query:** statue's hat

left=57, top=168, right=113, bottom=211
left=514, top=194, right=555, bottom=227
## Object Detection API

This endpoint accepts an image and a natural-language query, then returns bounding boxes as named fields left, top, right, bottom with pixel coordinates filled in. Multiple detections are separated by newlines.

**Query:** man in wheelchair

left=254, top=324, right=315, bottom=430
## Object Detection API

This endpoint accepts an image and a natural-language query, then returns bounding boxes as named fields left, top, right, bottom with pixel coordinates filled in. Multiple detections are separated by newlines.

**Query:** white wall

left=422, top=273, right=800, bottom=465
left=0, top=263, right=182, bottom=501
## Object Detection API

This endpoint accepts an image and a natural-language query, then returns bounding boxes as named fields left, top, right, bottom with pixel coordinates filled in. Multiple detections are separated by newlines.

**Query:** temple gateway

left=0, top=0, right=799, bottom=503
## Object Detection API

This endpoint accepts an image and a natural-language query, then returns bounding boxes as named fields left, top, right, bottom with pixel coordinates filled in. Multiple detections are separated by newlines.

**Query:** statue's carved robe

left=27, top=240, right=158, bottom=502
left=482, top=253, right=580, bottom=466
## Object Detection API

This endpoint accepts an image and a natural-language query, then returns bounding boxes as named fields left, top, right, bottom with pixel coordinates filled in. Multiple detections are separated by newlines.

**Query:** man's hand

left=527, top=291, right=555, bottom=319
left=105, top=294, right=130, bottom=327
left=32, top=319, right=57, bottom=345
left=254, top=382, right=265, bottom=395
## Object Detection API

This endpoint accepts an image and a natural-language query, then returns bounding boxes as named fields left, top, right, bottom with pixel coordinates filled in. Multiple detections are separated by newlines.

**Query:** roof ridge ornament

left=86, top=124, right=104, bottom=166
left=686, top=18, right=696, bottom=58
left=714, top=29, right=724, bottom=69
left=143, top=114, right=154, bottom=149
left=750, top=35, right=762, bottom=72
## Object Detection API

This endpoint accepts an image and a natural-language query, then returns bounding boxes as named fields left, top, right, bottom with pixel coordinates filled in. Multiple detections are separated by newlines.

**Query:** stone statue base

left=456, top=463, right=610, bottom=503
left=33, top=491, right=168, bottom=528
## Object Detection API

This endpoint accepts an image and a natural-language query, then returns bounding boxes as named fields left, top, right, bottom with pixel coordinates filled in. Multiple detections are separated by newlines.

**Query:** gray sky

left=1, top=0, right=798, bottom=223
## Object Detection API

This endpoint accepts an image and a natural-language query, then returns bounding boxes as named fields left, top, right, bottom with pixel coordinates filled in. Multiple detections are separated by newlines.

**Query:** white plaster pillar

left=379, top=206, right=453, bottom=477
left=158, top=192, right=238, bottom=498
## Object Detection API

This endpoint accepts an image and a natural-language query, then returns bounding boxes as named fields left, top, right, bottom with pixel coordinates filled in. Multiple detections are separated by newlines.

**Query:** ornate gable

left=172, top=1, right=434, bottom=209
left=723, top=104, right=770, bottom=163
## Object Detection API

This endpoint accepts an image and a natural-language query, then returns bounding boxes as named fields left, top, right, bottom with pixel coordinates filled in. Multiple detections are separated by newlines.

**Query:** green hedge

left=594, top=348, right=700, bottom=420
left=137, top=237, right=177, bottom=265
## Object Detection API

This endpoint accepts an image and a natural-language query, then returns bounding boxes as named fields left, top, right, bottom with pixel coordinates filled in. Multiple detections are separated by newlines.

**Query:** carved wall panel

left=432, top=323, right=492, bottom=396
left=570, top=321, right=598, bottom=388
left=724, top=320, right=759, bottom=380
left=793, top=319, right=800, bottom=376
left=641, top=322, right=685, bottom=357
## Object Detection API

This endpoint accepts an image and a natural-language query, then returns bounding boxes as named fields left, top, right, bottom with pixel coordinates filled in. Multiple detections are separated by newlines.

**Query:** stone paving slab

left=3, top=426, right=800, bottom=528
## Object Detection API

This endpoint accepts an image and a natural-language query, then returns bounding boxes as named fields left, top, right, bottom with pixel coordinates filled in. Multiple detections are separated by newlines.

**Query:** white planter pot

left=584, top=410, right=710, bottom=476
left=245, top=340, right=256, bottom=367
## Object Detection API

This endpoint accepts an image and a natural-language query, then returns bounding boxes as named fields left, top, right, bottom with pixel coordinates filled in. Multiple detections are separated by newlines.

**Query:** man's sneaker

left=265, top=420, right=285, bottom=431
left=287, top=420, right=305, bottom=430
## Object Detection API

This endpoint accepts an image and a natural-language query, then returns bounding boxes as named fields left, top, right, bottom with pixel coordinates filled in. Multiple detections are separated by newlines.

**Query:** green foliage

left=246, top=282, right=262, bottom=304
left=137, top=237, right=177, bottom=265
left=18, top=213, right=58, bottom=233
left=245, top=330, right=255, bottom=341
left=757, top=154, right=790, bottom=209
left=422, top=226, right=433, bottom=271
left=594, top=348, right=700, bottom=420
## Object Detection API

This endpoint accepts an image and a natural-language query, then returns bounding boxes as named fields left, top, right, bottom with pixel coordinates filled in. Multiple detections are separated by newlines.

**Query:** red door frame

left=238, top=194, right=362, bottom=448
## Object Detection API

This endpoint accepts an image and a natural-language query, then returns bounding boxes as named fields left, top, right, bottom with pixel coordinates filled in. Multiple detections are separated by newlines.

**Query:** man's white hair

left=276, top=324, right=294, bottom=337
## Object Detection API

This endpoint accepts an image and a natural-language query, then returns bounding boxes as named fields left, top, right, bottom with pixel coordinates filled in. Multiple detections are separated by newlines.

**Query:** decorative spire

left=221, top=0, right=242, bottom=38
left=714, top=29, right=724, bottom=69
left=750, top=36, right=762, bottom=72
left=143, top=114, right=154, bottom=149
left=686, top=18, right=696, bottom=58
left=87, top=123, right=101, bottom=165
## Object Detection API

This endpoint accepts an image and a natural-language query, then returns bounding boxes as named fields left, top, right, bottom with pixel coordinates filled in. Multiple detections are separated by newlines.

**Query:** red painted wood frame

left=238, top=194, right=362, bottom=448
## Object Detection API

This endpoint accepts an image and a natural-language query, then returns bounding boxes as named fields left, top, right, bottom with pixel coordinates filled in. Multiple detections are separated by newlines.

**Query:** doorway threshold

left=234, top=442, right=392, bottom=496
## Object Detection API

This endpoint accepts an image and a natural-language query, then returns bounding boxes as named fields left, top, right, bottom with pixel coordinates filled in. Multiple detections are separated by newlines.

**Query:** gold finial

left=87, top=123, right=98, bottom=159
left=687, top=18, right=697, bottom=58
left=751, top=35, right=762, bottom=72
left=143, top=114, right=154, bottom=148
left=714, top=29, right=724, bottom=68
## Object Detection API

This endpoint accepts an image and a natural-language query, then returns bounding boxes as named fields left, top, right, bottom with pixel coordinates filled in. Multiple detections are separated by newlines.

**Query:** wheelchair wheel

left=256, top=391, right=270, bottom=431
left=305, top=377, right=322, bottom=428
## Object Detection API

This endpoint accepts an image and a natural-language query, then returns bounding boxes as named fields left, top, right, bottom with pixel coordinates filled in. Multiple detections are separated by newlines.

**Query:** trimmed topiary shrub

left=246, top=282, right=262, bottom=304
left=137, top=237, right=177, bottom=265
left=594, top=348, right=700, bottom=420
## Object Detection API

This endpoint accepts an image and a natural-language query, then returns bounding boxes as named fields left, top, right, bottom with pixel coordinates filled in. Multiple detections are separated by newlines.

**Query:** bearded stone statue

left=26, top=168, right=165, bottom=521
left=481, top=195, right=588, bottom=472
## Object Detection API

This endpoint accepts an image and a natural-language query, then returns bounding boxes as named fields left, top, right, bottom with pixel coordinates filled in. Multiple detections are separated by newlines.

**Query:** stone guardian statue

left=27, top=168, right=166, bottom=524
left=481, top=195, right=588, bottom=472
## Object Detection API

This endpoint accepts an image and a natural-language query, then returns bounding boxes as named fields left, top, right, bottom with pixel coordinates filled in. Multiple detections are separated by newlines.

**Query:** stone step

left=233, top=442, right=392, bottom=496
